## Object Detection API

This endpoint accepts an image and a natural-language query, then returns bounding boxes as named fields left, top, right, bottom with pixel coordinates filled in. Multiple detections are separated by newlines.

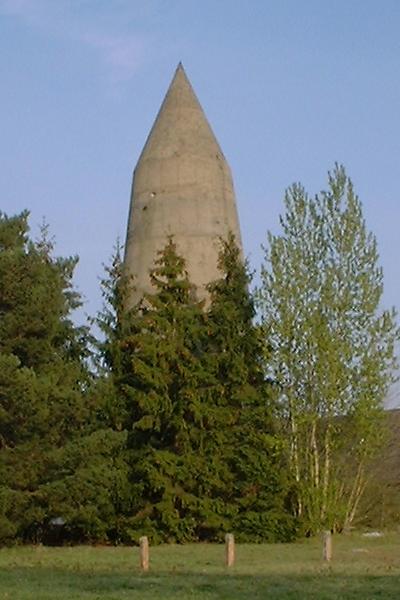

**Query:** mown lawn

left=0, top=532, right=399, bottom=599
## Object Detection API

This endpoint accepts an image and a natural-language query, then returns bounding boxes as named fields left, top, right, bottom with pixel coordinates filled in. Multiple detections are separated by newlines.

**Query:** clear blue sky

left=1, top=1, right=400, bottom=401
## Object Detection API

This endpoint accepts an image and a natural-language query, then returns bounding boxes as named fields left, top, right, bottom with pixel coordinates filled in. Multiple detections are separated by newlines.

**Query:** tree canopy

left=0, top=212, right=88, bottom=541
left=2, top=164, right=396, bottom=544
left=257, top=165, right=399, bottom=532
left=97, top=236, right=295, bottom=543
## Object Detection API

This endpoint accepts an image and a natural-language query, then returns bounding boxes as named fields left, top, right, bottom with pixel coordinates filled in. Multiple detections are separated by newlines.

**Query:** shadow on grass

left=0, top=567, right=399, bottom=600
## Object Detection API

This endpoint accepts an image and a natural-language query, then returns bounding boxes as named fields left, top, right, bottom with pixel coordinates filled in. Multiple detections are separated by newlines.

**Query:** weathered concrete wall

left=124, top=63, right=243, bottom=305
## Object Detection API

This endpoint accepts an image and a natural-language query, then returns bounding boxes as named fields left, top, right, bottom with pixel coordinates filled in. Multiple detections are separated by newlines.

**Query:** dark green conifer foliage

left=95, top=242, right=135, bottom=432
left=119, top=239, right=214, bottom=542
left=110, top=236, right=295, bottom=543
left=0, top=211, right=116, bottom=544
left=71, top=243, right=143, bottom=543
left=205, top=234, right=296, bottom=541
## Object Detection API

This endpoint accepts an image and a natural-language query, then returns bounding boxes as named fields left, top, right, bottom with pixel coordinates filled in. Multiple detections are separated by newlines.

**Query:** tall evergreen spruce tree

left=104, top=236, right=295, bottom=543
left=41, top=242, right=133, bottom=544
left=117, top=239, right=216, bottom=542
left=0, top=211, right=88, bottom=541
left=95, top=242, right=134, bottom=432
left=206, top=234, right=296, bottom=541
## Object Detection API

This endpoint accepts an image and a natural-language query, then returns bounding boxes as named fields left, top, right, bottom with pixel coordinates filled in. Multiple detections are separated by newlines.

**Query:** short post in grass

left=225, top=533, right=235, bottom=567
left=323, top=530, right=332, bottom=562
left=139, top=536, right=149, bottom=571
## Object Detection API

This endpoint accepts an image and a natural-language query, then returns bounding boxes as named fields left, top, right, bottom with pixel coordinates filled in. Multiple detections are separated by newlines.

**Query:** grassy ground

left=0, top=532, right=399, bottom=599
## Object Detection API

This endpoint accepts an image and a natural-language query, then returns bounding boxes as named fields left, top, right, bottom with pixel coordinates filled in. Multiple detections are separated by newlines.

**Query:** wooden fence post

left=225, top=533, right=235, bottom=567
left=139, top=536, right=149, bottom=571
left=323, top=530, right=332, bottom=562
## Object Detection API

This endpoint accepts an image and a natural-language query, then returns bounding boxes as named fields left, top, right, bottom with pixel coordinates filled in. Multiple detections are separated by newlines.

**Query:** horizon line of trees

left=0, top=165, right=398, bottom=545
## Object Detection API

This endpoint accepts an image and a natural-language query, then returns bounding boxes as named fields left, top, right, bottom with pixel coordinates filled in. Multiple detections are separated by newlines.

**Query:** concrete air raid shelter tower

left=124, top=63, right=243, bottom=305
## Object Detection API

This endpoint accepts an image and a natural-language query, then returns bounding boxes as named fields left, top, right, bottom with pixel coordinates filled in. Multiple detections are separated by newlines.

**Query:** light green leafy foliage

left=258, top=165, right=399, bottom=533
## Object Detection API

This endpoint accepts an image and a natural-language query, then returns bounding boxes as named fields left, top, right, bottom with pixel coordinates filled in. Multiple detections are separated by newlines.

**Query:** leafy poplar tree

left=258, top=165, right=399, bottom=533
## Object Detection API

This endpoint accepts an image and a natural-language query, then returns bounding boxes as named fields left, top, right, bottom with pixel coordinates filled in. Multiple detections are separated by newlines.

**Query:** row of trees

left=0, top=165, right=397, bottom=544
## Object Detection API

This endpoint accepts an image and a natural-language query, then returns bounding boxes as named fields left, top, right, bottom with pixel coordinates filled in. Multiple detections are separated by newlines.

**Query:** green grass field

left=0, top=533, right=399, bottom=599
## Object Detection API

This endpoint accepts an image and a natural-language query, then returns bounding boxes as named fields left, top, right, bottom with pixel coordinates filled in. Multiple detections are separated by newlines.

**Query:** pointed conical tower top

left=124, top=63, right=242, bottom=304
left=136, top=62, right=226, bottom=167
